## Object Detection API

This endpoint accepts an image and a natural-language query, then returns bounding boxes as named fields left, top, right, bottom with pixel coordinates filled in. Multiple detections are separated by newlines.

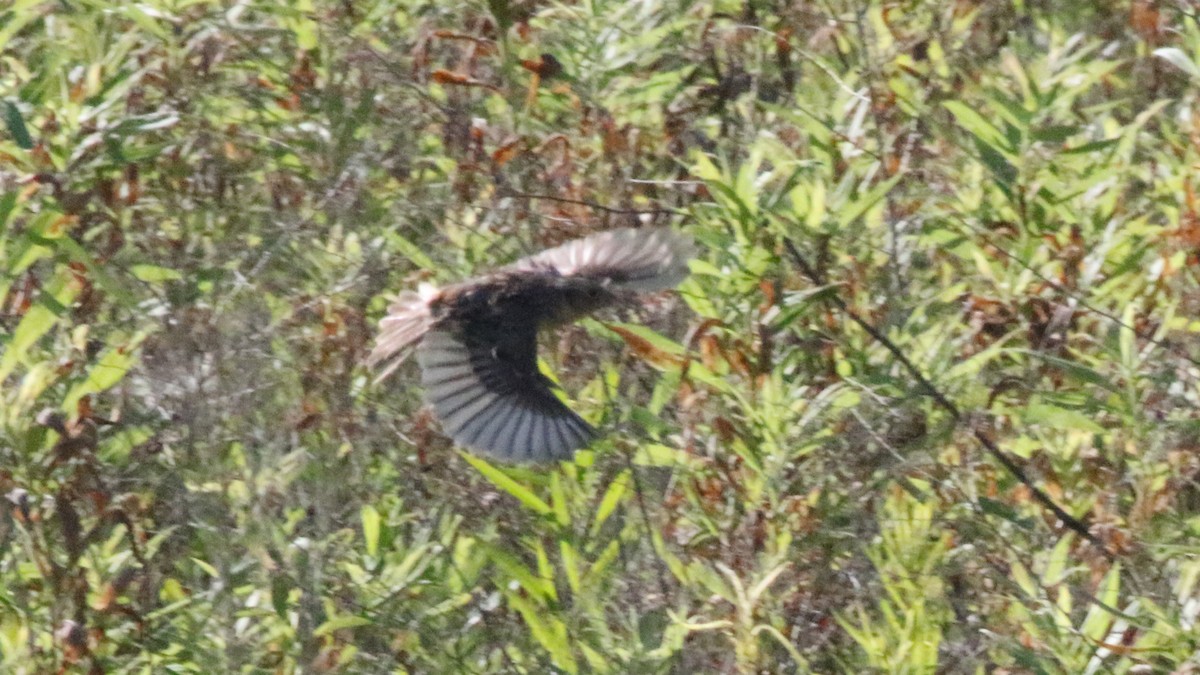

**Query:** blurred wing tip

left=457, top=406, right=597, bottom=464
left=522, top=227, right=697, bottom=291
left=367, top=351, right=410, bottom=383
left=601, top=227, right=696, bottom=291
left=369, top=289, right=438, bottom=381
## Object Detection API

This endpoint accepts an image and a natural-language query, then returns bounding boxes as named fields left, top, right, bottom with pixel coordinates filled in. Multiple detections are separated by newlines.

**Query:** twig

left=952, top=215, right=1200, bottom=371
left=512, top=192, right=686, bottom=217
left=781, top=237, right=1116, bottom=560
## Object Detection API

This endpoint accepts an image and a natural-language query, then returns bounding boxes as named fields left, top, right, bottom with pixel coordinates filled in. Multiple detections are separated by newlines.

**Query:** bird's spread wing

left=417, top=322, right=595, bottom=463
left=367, top=283, right=437, bottom=382
left=513, top=227, right=695, bottom=292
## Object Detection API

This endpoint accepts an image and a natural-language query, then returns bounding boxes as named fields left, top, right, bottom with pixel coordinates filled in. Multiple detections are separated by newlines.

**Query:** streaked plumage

left=368, top=227, right=695, bottom=463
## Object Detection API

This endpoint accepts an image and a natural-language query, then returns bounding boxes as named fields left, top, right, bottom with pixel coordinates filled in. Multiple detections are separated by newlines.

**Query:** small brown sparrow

left=368, top=227, right=695, bottom=463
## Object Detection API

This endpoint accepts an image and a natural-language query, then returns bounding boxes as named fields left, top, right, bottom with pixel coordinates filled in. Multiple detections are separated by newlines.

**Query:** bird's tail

left=514, top=227, right=696, bottom=292
left=367, top=283, right=437, bottom=382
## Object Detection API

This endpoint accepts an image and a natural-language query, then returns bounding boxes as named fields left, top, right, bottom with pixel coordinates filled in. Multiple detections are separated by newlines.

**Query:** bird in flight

left=368, top=227, right=695, bottom=463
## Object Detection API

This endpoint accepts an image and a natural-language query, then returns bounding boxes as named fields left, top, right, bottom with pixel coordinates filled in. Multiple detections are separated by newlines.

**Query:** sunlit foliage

left=3, top=0, right=1200, bottom=672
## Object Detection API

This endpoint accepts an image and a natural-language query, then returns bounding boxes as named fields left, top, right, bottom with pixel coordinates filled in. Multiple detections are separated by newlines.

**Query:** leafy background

left=3, top=0, right=1200, bottom=672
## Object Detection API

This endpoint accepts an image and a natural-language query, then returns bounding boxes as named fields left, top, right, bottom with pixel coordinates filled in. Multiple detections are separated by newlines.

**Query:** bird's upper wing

left=512, top=227, right=695, bottom=292
left=417, top=319, right=595, bottom=463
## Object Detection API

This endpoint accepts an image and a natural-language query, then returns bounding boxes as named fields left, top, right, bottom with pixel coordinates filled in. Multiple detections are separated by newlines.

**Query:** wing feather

left=417, top=327, right=595, bottom=462
left=513, top=227, right=695, bottom=292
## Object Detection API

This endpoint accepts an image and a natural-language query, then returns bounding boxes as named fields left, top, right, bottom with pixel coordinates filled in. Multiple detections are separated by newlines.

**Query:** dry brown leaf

left=605, top=324, right=685, bottom=368
left=430, top=70, right=499, bottom=91
left=521, top=53, right=563, bottom=79
left=491, top=137, right=522, bottom=166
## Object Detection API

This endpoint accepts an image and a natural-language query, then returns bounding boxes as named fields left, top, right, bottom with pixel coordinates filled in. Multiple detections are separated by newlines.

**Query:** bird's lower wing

left=417, top=327, right=594, bottom=463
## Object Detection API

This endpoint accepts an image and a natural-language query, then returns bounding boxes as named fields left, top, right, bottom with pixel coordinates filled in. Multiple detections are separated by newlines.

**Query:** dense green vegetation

left=4, top=0, right=1200, bottom=672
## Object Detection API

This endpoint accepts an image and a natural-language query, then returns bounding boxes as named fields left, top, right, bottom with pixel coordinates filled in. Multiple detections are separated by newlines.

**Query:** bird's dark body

left=430, top=271, right=619, bottom=330
left=426, top=272, right=620, bottom=405
left=369, top=227, right=694, bottom=462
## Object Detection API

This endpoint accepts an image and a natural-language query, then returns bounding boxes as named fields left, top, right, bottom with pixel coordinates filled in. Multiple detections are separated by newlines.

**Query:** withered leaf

left=520, top=53, right=563, bottom=79
left=430, top=70, right=499, bottom=91
left=605, top=324, right=685, bottom=368
left=491, top=137, right=522, bottom=166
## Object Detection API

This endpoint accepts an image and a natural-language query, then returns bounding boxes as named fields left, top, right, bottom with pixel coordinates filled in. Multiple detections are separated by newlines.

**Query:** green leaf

left=634, top=443, right=701, bottom=468
left=590, top=470, right=629, bottom=537
left=385, top=231, right=438, bottom=271
left=943, top=100, right=1017, bottom=188
left=361, top=505, right=381, bottom=557
left=550, top=472, right=570, bottom=527
left=422, top=592, right=474, bottom=618
left=0, top=190, right=17, bottom=229
left=650, top=530, right=687, bottom=584
left=559, top=540, right=581, bottom=595
left=583, top=539, right=620, bottom=587
left=271, top=574, right=291, bottom=618
left=1060, top=138, right=1119, bottom=155
left=389, top=542, right=434, bottom=584
left=977, top=498, right=1034, bottom=529
left=483, top=544, right=556, bottom=602
left=462, top=453, right=553, bottom=516
left=129, top=264, right=183, bottom=283
left=1041, top=534, right=1074, bottom=586
left=0, top=270, right=80, bottom=382
left=1023, top=402, right=1103, bottom=433
left=313, top=615, right=371, bottom=637
left=837, top=174, right=902, bottom=230
left=113, top=4, right=173, bottom=41
left=191, top=557, right=220, bottom=578
left=1079, top=564, right=1121, bottom=643
left=1119, top=303, right=1136, bottom=371
left=943, top=101, right=1011, bottom=151
left=506, top=591, right=577, bottom=673
left=1007, top=349, right=1119, bottom=392
left=686, top=562, right=734, bottom=602
left=62, top=333, right=145, bottom=412
left=0, top=0, right=45, bottom=55
left=1010, top=559, right=1037, bottom=597
left=291, top=17, right=319, bottom=51
left=692, top=154, right=756, bottom=225
left=1031, top=124, right=1079, bottom=143
left=3, top=100, right=32, bottom=150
